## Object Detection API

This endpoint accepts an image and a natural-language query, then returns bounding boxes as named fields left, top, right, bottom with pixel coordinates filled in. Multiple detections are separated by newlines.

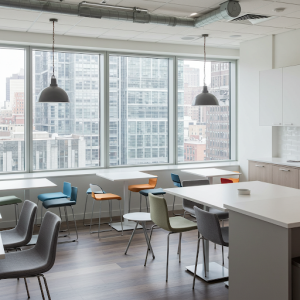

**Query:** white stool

left=123, top=212, right=155, bottom=265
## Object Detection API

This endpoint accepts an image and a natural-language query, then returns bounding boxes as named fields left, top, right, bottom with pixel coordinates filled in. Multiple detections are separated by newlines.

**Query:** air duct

left=0, top=0, right=241, bottom=29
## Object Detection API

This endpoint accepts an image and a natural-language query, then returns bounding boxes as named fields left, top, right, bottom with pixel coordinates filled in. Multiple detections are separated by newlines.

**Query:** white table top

left=0, top=178, right=56, bottom=191
left=0, top=234, right=5, bottom=260
left=164, top=181, right=300, bottom=228
left=182, top=168, right=241, bottom=178
left=123, top=212, right=152, bottom=222
left=96, top=171, right=157, bottom=182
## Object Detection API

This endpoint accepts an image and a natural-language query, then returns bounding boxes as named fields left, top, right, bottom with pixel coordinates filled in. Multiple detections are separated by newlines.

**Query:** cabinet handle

left=272, top=123, right=281, bottom=125
left=255, top=165, right=264, bottom=167
left=279, top=169, right=290, bottom=172
left=284, top=123, right=293, bottom=126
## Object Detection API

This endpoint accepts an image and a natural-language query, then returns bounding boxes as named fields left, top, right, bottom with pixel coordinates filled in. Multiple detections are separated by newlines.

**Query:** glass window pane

left=0, top=48, right=25, bottom=172
left=109, top=55, right=169, bottom=166
left=177, top=60, right=231, bottom=162
left=32, top=51, right=100, bottom=170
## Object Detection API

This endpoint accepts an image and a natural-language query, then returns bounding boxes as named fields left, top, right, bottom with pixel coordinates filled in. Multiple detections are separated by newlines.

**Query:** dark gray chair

left=192, top=206, right=229, bottom=289
left=0, top=211, right=61, bottom=299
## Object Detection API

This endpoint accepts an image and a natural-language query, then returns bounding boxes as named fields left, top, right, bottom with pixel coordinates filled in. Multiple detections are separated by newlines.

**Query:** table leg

left=208, top=177, right=213, bottom=185
left=109, top=180, right=142, bottom=232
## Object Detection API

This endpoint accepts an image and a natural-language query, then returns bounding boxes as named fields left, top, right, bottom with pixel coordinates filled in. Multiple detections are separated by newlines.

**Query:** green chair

left=0, top=196, right=22, bottom=225
left=146, top=193, right=198, bottom=282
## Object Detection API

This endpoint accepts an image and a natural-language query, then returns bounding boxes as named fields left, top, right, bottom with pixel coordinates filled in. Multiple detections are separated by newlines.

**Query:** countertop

left=248, top=157, right=300, bottom=168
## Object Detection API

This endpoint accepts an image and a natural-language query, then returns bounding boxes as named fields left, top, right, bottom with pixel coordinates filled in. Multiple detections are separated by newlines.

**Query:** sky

left=0, top=48, right=24, bottom=107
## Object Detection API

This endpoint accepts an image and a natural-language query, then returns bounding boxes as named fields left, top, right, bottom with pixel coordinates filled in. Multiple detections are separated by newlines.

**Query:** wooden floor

left=0, top=212, right=229, bottom=300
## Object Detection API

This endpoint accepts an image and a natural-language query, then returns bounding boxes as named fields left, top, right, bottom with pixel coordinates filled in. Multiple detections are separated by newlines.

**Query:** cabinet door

left=283, top=65, right=300, bottom=126
left=259, top=68, right=283, bottom=126
left=248, top=161, right=273, bottom=183
left=272, top=165, right=299, bottom=189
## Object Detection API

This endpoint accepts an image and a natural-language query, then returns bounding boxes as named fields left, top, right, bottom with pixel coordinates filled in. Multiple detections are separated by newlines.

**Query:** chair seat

left=0, top=196, right=22, bottom=206
left=169, top=216, right=198, bottom=233
left=43, top=198, right=76, bottom=209
left=0, top=248, right=49, bottom=279
left=93, top=193, right=121, bottom=201
left=2, top=229, right=27, bottom=249
left=229, top=178, right=239, bottom=183
left=140, top=188, right=166, bottom=196
left=86, top=188, right=105, bottom=195
left=38, top=192, right=68, bottom=202
left=128, top=184, right=155, bottom=193
left=209, top=208, right=229, bottom=220
left=221, top=227, right=229, bottom=247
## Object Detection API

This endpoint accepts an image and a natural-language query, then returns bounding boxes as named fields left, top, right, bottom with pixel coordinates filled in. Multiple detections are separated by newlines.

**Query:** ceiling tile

left=101, top=29, right=141, bottom=38
left=257, top=16, right=300, bottom=28
left=147, top=25, right=191, bottom=35
left=238, top=0, right=271, bottom=13
left=77, top=18, right=121, bottom=29
left=286, top=10, right=300, bottom=18
left=152, top=4, right=206, bottom=17
left=133, top=32, right=171, bottom=40
left=0, top=7, right=41, bottom=22
left=36, top=13, right=82, bottom=26
left=29, top=22, right=72, bottom=34
left=203, top=21, right=250, bottom=32
left=251, top=2, right=300, bottom=17
left=67, top=26, right=108, bottom=36
left=169, top=0, right=218, bottom=9
left=113, top=21, right=158, bottom=31
left=130, top=37, right=160, bottom=42
left=116, top=0, right=165, bottom=12
left=0, top=19, right=32, bottom=30
left=234, top=24, right=281, bottom=34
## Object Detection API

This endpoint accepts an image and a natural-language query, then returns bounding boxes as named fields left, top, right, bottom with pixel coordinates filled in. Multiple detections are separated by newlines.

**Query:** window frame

left=0, top=44, right=237, bottom=174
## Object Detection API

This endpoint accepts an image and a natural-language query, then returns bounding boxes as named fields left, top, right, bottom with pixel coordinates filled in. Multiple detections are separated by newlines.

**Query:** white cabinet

left=283, top=65, right=300, bottom=126
left=259, top=68, right=283, bottom=126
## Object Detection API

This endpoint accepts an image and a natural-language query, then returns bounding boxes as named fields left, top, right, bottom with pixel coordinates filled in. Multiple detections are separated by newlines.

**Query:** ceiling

left=0, top=0, right=300, bottom=49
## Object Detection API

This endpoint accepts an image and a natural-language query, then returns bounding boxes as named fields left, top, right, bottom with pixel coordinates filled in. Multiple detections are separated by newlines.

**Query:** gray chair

left=0, top=211, right=61, bottom=299
left=192, top=206, right=229, bottom=289
left=2, top=200, right=37, bottom=250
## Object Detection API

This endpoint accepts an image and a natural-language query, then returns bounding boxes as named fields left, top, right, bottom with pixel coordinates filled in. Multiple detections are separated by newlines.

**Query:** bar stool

left=128, top=177, right=157, bottom=212
left=89, top=184, right=123, bottom=239
left=139, top=188, right=166, bottom=212
left=83, top=186, right=105, bottom=226
left=0, top=196, right=22, bottom=225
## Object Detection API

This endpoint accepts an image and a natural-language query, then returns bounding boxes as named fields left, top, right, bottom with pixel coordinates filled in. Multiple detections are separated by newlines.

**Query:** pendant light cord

left=203, top=35, right=206, bottom=86
left=52, top=20, right=55, bottom=77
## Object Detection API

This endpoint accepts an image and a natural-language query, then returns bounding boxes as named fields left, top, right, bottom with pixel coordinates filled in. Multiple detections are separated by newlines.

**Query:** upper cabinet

left=259, top=68, right=283, bottom=126
left=283, top=65, right=300, bottom=126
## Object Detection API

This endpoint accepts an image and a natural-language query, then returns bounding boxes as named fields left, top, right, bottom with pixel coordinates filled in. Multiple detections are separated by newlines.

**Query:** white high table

left=164, top=181, right=300, bottom=285
left=96, top=171, right=157, bottom=231
left=182, top=167, right=241, bottom=184
left=0, top=213, right=4, bottom=260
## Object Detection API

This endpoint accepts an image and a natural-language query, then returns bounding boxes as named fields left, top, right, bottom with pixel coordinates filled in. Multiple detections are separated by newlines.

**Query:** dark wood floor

left=0, top=212, right=229, bottom=300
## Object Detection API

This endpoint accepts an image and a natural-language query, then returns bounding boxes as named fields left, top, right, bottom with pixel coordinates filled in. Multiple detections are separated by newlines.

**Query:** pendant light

left=193, top=34, right=219, bottom=106
left=38, top=19, right=69, bottom=103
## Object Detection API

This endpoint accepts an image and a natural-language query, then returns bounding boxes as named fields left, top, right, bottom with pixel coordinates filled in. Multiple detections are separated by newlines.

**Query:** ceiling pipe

left=0, top=0, right=240, bottom=29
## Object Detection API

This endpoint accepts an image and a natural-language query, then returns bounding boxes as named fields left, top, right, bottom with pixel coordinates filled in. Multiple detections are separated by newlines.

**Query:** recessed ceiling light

left=274, top=7, right=286, bottom=13
left=190, top=12, right=198, bottom=17
left=230, top=35, right=241, bottom=38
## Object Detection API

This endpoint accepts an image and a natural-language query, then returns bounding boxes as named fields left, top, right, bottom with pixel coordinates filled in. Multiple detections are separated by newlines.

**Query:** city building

left=184, top=140, right=206, bottom=161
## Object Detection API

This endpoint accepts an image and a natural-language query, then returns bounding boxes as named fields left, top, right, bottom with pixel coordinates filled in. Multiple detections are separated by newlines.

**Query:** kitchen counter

left=248, top=157, right=300, bottom=168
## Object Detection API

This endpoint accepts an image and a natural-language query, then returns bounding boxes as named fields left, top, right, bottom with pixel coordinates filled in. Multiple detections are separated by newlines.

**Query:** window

left=32, top=51, right=100, bottom=170
left=109, top=55, right=169, bottom=166
left=0, top=48, right=25, bottom=172
left=177, top=59, right=232, bottom=162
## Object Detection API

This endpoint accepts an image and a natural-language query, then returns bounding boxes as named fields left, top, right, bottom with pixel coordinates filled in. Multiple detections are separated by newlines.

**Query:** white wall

left=238, top=36, right=273, bottom=181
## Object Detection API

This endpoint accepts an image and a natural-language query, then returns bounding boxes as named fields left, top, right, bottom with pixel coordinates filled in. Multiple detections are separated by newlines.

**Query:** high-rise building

left=6, top=69, right=24, bottom=102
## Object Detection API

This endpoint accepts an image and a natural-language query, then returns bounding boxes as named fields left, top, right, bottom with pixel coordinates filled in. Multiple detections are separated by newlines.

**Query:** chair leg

left=140, top=194, right=142, bottom=212
left=71, top=206, right=78, bottom=242
left=144, top=225, right=155, bottom=266
left=202, top=238, right=207, bottom=277
left=142, top=222, right=155, bottom=260
left=166, top=232, right=171, bottom=282
left=125, top=222, right=138, bottom=254
left=64, top=206, right=70, bottom=236
left=178, top=232, right=182, bottom=263
left=119, top=200, right=123, bottom=236
left=172, top=196, right=181, bottom=216
left=35, top=199, right=39, bottom=225
left=222, top=245, right=224, bottom=266
left=14, top=204, right=18, bottom=225
left=83, top=194, right=89, bottom=226
left=128, top=191, right=131, bottom=213
left=145, top=196, right=149, bottom=213
left=193, top=236, right=201, bottom=289
left=90, top=199, right=96, bottom=234
left=37, top=275, right=45, bottom=300
left=41, top=274, right=51, bottom=300
left=109, top=200, right=112, bottom=223
left=40, top=205, right=43, bottom=225
left=24, top=278, right=30, bottom=299
left=98, top=201, right=101, bottom=240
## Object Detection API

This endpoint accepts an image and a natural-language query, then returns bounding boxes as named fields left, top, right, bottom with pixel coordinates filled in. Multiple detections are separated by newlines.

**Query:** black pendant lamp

left=193, top=34, right=219, bottom=106
left=38, top=19, right=69, bottom=103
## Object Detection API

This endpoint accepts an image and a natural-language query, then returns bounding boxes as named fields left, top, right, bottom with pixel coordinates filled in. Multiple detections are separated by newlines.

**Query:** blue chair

left=83, top=185, right=105, bottom=226
left=37, top=182, right=71, bottom=225
left=171, top=173, right=182, bottom=216
left=42, top=186, right=78, bottom=242
left=139, top=188, right=166, bottom=212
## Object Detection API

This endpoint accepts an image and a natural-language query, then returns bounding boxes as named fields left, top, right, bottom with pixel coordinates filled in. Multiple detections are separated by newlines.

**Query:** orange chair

left=229, top=171, right=240, bottom=183
left=221, top=178, right=234, bottom=184
left=128, top=177, right=157, bottom=212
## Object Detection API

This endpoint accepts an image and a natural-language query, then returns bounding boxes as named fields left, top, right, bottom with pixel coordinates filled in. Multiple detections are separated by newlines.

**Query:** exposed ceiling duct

left=0, top=0, right=241, bottom=29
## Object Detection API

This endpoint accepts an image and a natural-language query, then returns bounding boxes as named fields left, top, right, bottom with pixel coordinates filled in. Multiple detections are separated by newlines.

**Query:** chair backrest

left=149, top=193, right=172, bottom=232
left=221, top=178, right=233, bottom=184
left=171, top=173, right=182, bottom=187
left=89, top=184, right=105, bottom=194
left=34, top=211, right=61, bottom=273
left=182, top=180, right=209, bottom=210
left=149, top=177, right=158, bottom=188
left=194, top=206, right=225, bottom=246
left=63, top=182, right=72, bottom=198
left=70, top=186, right=78, bottom=203
left=15, top=200, right=37, bottom=244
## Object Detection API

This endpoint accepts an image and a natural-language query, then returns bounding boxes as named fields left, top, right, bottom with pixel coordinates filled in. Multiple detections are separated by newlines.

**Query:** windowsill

left=0, top=161, right=239, bottom=181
